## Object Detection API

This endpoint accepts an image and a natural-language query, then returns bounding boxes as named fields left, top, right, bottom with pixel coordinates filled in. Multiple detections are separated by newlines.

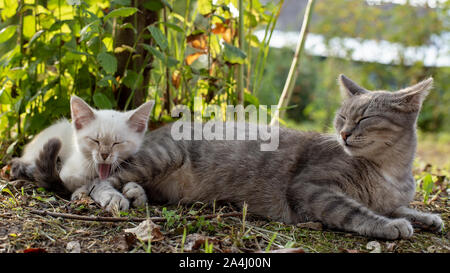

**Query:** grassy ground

left=0, top=135, right=448, bottom=253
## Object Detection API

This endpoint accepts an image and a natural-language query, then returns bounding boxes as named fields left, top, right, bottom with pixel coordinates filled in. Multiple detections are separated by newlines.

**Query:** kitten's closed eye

left=338, top=114, right=346, bottom=120
left=88, top=137, right=99, bottom=145
left=113, top=142, right=124, bottom=146
left=357, top=116, right=373, bottom=124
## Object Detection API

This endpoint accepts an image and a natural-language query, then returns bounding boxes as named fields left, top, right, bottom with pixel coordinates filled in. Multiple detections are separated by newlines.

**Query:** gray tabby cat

left=32, top=75, right=446, bottom=239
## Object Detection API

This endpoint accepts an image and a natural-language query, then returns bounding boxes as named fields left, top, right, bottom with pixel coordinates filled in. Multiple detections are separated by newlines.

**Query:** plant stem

left=163, top=6, right=171, bottom=114
left=270, top=0, right=315, bottom=126
left=236, top=0, right=244, bottom=105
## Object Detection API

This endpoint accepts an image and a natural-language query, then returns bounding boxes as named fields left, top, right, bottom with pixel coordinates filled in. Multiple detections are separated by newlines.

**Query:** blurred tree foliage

left=0, top=0, right=282, bottom=160
left=258, top=0, right=449, bottom=132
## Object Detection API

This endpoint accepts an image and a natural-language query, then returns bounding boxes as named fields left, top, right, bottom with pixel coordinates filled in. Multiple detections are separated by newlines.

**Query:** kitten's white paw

left=98, top=190, right=130, bottom=212
left=71, top=186, right=89, bottom=201
left=380, top=219, right=414, bottom=240
left=122, top=182, right=147, bottom=208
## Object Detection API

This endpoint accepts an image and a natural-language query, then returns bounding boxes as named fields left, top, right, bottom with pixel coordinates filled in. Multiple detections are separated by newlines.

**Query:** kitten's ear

left=391, top=77, right=433, bottom=112
left=127, top=100, right=155, bottom=133
left=70, top=95, right=96, bottom=130
left=338, top=74, right=369, bottom=99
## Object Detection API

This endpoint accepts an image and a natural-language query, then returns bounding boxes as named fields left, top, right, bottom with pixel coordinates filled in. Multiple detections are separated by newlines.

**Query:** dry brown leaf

left=184, top=234, right=219, bottom=252
left=23, top=247, right=47, bottom=253
left=171, top=70, right=181, bottom=89
left=1, top=164, right=11, bottom=180
left=124, top=219, right=164, bottom=242
left=385, top=242, right=396, bottom=252
left=427, top=245, right=437, bottom=253
left=185, top=51, right=206, bottom=65
left=222, top=27, right=235, bottom=43
left=296, top=221, right=323, bottom=231
left=187, top=34, right=207, bottom=50
left=212, top=23, right=227, bottom=35
left=112, top=233, right=137, bottom=251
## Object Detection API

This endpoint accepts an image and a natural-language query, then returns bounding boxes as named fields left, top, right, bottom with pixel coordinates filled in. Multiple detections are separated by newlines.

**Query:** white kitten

left=11, top=95, right=154, bottom=209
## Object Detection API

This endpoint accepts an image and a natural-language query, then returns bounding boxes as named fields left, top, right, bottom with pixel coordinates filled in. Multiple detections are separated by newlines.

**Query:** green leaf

left=122, top=70, right=143, bottom=90
left=160, top=0, right=173, bottom=11
left=162, top=22, right=184, bottom=33
left=93, top=92, right=113, bottom=109
left=111, top=0, right=131, bottom=6
left=197, top=0, right=213, bottom=15
left=104, top=7, right=139, bottom=21
left=166, top=56, right=179, bottom=67
left=141, top=44, right=165, bottom=61
left=0, top=25, right=17, bottom=43
left=80, top=20, right=100, bottom=42
left=223, top=42, right=247, bottom=64
left=97, top=52, right=117, bottom=74
left=6, top=140, right=18, bottom=155
left=147, top=26, right=168, bottom=50
left=27, top=30, right=45, bottom=48
left=143, top=1, right=164, bottom=11
left=97, top=75, right=116, bottom=88
left=0, top=87, right=11, bottom=104
left=421, top=173, right=435, bottom=203
left=244, top=92, right=260, bottom=107
left=66, top=0, right=81, bottom=5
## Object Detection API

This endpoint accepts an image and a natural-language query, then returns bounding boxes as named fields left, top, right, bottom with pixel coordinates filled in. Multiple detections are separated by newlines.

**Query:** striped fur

left=85, top=76, right=443, bottom=240
left=10, top=138, right=71, bottom=198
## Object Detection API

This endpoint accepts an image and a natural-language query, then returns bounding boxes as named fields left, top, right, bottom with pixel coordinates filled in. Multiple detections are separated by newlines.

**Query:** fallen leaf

left=66, top=241, right=81, bottom=253
left=427, top=245, right=437, bottom=253
left=366, top=241, right=381, bottom=253
left=385, top=242, right=396, bottom=252
left=0, top=164, right=11, bottom=180
left=296, top=221, right=323, bottom=231
left=184, top=234, right=207, bottom=251
left=112, top=233, right=137, bottom=252
left=184, top=234, right=219, bottom=252
left=124, top=219, right=164, bottom=243
left=23, top=248, right=47, bottom=253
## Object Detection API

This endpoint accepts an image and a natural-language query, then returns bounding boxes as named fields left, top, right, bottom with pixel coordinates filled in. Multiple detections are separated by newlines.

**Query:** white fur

left=20, top=96, right=154, bottom=194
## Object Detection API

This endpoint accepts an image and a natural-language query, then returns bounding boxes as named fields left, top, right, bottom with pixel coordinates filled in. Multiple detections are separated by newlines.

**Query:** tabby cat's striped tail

left=10, top=138, right=71, bottom=198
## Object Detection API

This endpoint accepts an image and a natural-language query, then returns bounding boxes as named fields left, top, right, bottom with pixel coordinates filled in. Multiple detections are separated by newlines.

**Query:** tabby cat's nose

left=101, top=153, right=109, bottom=160
left=340, top=131, right=351, bottom=141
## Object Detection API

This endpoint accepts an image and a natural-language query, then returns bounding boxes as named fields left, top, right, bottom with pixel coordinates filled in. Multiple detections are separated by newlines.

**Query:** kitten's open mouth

left=97, top=163, right=111, bottom=180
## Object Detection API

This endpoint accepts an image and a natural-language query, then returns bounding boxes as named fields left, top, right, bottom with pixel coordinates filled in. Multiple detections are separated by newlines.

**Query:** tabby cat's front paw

left=71, top=186, right=89, bottom=200
left=122, top=182, right=147, bottom=208
left=411, top=213, right=443, bottom=232
left=98, top=190, right=130, bottom=212
left=377, top=219, right=414, bottom=240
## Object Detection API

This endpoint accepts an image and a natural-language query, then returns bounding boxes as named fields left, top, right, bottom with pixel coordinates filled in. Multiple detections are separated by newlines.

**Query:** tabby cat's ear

left=338, top=74, right=369, bottom=99
left=127, top=100, right=155, bottom=133
left=391, top=77, right=433, bottom=112
left=70, top=95, right=96, bottom=130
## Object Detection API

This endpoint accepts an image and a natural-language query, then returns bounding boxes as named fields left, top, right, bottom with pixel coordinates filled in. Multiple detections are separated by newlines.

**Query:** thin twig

left=270, top=0, right=315, bottom=125
left=26, top=207, right=242, bottom=223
